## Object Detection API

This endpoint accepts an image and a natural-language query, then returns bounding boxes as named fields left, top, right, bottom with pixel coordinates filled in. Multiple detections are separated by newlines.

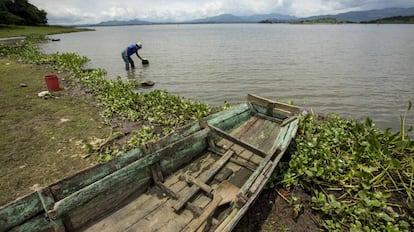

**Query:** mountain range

left=300, top=7, right=414, bottom=22
left=93, top=7, right=414, bottom=26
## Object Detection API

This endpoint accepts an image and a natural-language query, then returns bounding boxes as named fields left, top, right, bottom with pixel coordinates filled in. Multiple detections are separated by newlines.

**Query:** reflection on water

left=125, top=66, right=155, bottom=91
left=41, top=24, right=414, bottom=134
left=126, top=68, right=141, bottom=81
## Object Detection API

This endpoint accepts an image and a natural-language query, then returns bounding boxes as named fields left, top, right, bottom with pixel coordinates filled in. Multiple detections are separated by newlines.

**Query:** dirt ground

left=235, top=187, right=321, bottom=232
left=0, top=59, right=112, bottom=205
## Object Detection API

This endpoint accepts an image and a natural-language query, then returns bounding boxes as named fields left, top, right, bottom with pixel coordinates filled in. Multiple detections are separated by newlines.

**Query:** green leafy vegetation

left=0, top=0, right=47, bottom=25
left=277, top=113, right=414, bottom=231
left=0, top=25, right=92, bottom=38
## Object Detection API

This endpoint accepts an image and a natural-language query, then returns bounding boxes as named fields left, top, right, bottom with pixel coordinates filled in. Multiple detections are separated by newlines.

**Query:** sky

left=30, top=0, right=414, bottom=25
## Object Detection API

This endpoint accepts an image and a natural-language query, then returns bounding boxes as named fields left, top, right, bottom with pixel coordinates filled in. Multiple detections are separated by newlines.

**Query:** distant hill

left=188, top=13, right=296, bottom=23
left=94, top=19, right=151, bottom=26
left=287, top=18, right=354, bottom=24
left=300, top=7, right=414, bottom=23
left=90, top=7, right=414, bottom=26
left=362, top=15, right=414, bottom=24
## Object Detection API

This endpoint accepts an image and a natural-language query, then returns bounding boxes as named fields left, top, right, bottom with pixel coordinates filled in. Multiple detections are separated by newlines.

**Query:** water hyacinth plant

left=279, top=113, right=413, bottom=231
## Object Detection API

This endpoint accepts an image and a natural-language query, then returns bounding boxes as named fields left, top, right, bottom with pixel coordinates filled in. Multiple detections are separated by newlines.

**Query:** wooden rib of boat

left=0, top=93, right=301, bottom=232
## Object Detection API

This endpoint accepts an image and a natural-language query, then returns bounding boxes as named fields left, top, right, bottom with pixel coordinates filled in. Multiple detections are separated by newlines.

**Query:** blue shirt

left=123, top=44, right=138, bottom=57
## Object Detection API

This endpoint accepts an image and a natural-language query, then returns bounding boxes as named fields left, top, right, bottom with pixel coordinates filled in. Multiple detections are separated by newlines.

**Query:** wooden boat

left=0, top=94, right=300, bottom=232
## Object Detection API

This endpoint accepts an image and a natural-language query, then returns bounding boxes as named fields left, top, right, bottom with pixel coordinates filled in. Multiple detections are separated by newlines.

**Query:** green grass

left=0, top=58, right=111, bottom=205
left=0, top=25, right=93, bottom=38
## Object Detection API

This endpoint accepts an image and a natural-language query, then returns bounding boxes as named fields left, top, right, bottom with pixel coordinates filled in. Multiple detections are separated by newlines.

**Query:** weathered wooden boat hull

left=0, top=94, right=300, bottom=232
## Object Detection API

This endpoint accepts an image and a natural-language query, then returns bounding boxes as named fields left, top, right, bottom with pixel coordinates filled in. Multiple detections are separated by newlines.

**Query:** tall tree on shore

left=0, top=0, right=47, bottom=25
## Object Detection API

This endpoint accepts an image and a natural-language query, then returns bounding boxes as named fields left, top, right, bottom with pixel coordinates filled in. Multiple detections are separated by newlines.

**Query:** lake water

left=42, top=24, right=414, bottom=133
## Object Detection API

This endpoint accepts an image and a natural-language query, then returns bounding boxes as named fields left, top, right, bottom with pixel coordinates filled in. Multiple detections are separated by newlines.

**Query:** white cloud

left=29, top=0, right=414, bottom=25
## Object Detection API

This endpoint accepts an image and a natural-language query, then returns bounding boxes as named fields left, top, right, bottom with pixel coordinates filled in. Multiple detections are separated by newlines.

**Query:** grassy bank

left=0, top=25, right=92, bottom=38
left=0, top=58, right=112, bottom=205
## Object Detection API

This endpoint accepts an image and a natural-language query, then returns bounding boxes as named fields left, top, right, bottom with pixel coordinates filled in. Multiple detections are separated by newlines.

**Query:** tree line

left=0, top=0, right=47, bottom=25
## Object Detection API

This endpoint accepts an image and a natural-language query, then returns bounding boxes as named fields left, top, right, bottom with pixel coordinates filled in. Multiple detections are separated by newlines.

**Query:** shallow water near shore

left=42, top=24, right=414, bottom=134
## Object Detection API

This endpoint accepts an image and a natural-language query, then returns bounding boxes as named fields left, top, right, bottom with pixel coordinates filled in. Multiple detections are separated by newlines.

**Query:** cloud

left=29, top=0, right=414, bottom=25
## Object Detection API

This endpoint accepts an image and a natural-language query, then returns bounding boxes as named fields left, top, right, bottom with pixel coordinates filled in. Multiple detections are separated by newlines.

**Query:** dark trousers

left=122, top=55, right=135, bottom=70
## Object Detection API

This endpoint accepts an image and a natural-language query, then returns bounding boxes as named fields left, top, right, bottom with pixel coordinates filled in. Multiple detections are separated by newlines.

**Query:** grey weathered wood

left=247, top=93, right=301, bottom=116
left=184, top=196, right=222, bottom=232
left=219, top=124, right=300, bottom=232
left=253, top=111, right=284, bottom=123
left=182, top=174, right=214, bottom=196
left=65, top=175, right=151, bottom=231
left=247, top=161, right=273, bottom=196
left=0, top=192, right=42, bottom=231
left=49, top=148, right=145, bottom=200
left=186, top=202, right=203, bottom=217
left=268, top=123, right=290, bottom=156
left=49, top=123, right=203, bottom=201
left=208, top=147, right=256, bottom=172
left=37, top=187, right=66, bottom=232
left=214, top=208, right=238, bottom=232
left=236, top=148, right=279, bottom=206
left=49, top=128, right=210, bottom=220
left=173, top=150, right=234, bottom=212
left=151, top=162, right=164, bottom=182
left=8, top=214, right=58, bottom=232
left=281, top=115, right=298, bottom=127
left=84, top=192, right=170, bottom=232
left=205, top=103, right=250, bottom=127
left=155, top=181, right=178, bottom=199
left=208, top=124, right=269, bottom=158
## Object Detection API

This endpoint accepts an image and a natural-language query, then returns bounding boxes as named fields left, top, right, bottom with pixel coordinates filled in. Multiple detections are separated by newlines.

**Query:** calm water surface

left=42, top=24, right=414, bottom=133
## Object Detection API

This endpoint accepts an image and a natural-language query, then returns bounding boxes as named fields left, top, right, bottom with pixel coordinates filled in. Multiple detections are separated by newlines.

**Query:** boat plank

left=260, top=124, right=281, bottom=153
left=208, top=147, right=256, bottom=172
left=219, top=123, right=299, bottom=232
left=247, top=93, right=301, bottom=116
left=7, top=214, right=56, bottom=232
left=240, top=118, right=271, bottom=147
left=85, top=152, right=220, bottom=232
left=230, top=116, right=258, bottom=139
left=49, top=128, right=209, bottom=220
left=208, top=124, right=269, bottom=158
left=239, top=150, right=255, bottom=163
left=66, top=175, right=151, bottom=231
left=125, top=203, right=193, bottom=232
left=206, top=104, right=250, bottom=128
left=237, top=117, right=264, bottom=143
left=249, top=153, right=263, bottom=165
left=268, top=123, right=290, bottom=155
left=85, top=192, right=169, bottom=232
left=0, top=192, right=42, bottom=231
left=259, top=121, right=280, bottom=145
left=173, top=150, right=234, bottom=212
